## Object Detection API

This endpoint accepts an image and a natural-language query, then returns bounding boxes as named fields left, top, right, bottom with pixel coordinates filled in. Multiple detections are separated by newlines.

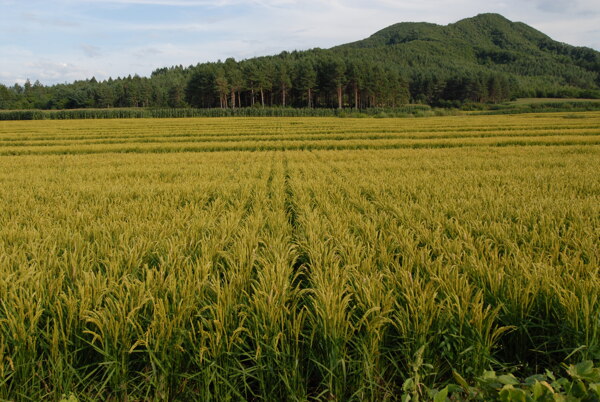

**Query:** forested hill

left=1, top=13, right=598, bottom=110
left=333, top=13, right=600, bottom=102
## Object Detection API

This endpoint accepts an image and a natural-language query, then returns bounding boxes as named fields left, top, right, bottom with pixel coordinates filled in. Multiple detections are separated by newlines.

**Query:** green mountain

left=333, top=13, right=599, bottom=97
left=1, top=13, right=598, bottom=111
left=331, top=13, right=599, bottom=98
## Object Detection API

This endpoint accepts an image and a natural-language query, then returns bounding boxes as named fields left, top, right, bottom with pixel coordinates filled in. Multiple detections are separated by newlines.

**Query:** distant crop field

left=1, top=112, right=599, bottom=400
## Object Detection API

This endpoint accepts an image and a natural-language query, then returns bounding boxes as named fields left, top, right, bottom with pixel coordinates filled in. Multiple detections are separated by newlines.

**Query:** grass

left=0, top=112, right=599, bottom=400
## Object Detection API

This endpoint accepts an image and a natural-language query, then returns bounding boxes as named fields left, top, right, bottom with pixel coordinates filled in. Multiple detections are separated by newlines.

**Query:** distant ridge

left=330, top=13, right=599, bottom=97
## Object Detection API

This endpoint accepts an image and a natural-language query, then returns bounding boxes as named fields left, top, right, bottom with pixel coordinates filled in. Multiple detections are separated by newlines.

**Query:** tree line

left=0, top=51, right=521, bottom=111
left=185, top=54, right=415, bottom=109
left=0, top=48, right=596, bottom=111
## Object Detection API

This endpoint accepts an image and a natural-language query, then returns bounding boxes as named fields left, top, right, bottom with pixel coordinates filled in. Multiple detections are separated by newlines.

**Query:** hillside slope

left=333, top=13, right=599, bottom=96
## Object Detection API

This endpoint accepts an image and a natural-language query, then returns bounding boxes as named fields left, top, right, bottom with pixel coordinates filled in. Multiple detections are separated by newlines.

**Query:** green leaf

left=403, top=378, right=415, bottom=392
left=482, top=370, right=498, bottom=380
left=499, top=385, right=527, bottom=402
left=552, top=377, right=569, bottom=391
left=433, top=386, right=449, bottom=402
left=498, top=374, right=520, bottom=386
left=453, top=370, right=470, bottom=391
left=532, top=381, right=545, bottom=399
left=567, top=361, right=600, bottom=382
left=570, top=361, right=592, bottom=375
left=507, top=386, right=527, bottom=402
left=569, top=379, right=587, bottom=398
left=525, top=374, right=546, bottom=386
left=446, top=384, right=463, bottom=393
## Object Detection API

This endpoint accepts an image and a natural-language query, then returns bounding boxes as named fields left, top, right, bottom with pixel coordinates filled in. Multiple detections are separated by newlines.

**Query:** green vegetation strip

left=0, top=106, right=439, bottom=121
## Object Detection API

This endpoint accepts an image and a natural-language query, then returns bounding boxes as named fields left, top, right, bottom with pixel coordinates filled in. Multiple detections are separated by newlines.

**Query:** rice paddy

left=0, top=112, right=599, bottom=400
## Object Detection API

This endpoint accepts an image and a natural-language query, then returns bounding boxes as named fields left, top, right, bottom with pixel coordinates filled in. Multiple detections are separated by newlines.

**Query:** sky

left=0, top=0, right=599, bottom=86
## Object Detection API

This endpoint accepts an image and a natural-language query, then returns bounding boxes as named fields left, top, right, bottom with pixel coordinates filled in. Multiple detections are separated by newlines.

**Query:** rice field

left=0, top=112, right=599, bottom=400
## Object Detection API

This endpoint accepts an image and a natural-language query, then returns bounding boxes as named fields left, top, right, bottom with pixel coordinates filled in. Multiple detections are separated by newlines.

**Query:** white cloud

left=0, top=0, right=598, bottom=85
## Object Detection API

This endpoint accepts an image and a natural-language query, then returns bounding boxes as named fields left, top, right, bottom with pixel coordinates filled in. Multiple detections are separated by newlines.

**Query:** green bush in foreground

left=55, top=361, right=600, bottom=401
left=435, top=361, right=600, bottom=401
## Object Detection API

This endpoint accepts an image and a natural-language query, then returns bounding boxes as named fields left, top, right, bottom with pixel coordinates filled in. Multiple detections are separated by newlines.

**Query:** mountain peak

left=337, top=13, right=550, bottom=50
left=331, top=13, right=598, bottom=98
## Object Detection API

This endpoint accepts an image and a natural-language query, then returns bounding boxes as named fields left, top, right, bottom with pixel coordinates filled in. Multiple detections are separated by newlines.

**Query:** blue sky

left=1, top=0, right=599, bottom=85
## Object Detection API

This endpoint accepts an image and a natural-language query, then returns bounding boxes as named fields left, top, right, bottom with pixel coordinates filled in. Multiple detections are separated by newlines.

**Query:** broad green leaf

left=402, top=378, right=415, bottom=392
left=433, top=386, right=449, bottom=402
left=498, top=374, right=520, bottom=386
left=532, top=381, right=545, bottom=399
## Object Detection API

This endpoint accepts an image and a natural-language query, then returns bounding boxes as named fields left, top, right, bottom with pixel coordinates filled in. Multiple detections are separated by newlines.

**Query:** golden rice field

left=0, top=112, right=599, bottom=400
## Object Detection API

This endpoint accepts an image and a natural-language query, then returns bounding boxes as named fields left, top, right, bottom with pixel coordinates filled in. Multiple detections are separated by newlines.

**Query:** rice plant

left=0, top=112, right=598, bottom=400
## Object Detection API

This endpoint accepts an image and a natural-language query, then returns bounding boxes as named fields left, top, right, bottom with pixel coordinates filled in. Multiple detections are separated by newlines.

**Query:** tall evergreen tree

left=275, top=59, right=292, bottom=107
left=295, top=59, right=317, bottom=108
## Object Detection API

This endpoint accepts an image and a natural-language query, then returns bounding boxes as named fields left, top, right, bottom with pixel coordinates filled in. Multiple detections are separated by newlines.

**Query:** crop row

left=1, top=112, right=598, bottom=140
left=1, top=138, right=599, bottom=399
left=0, top=136, right=599, bottom=156
left=1, top=128, right=600, bottom=148
left=0, top=113, right=598, bottom=157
